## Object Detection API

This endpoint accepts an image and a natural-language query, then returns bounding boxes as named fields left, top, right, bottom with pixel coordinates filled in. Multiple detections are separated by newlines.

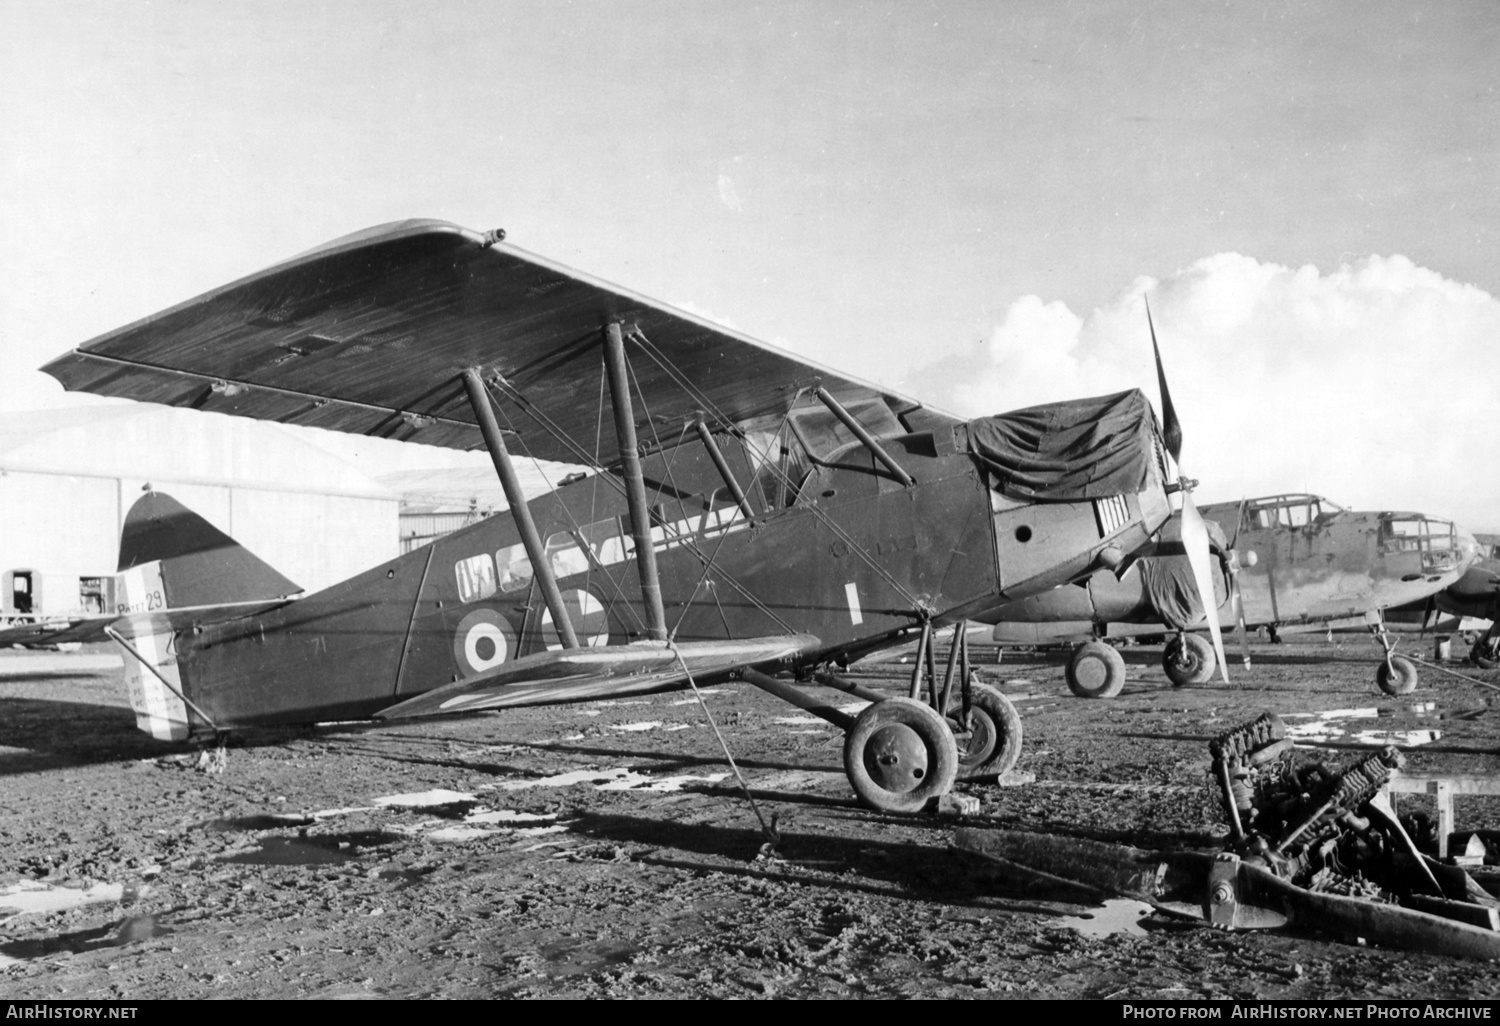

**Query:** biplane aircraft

left=32, top=218, right=1221, bottom=813
left=988, top=492, right=1481, bottom=698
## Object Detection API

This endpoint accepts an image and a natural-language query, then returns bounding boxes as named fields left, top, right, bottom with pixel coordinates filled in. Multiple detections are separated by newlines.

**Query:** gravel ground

left=1, top=636, right=1497, bottom=1000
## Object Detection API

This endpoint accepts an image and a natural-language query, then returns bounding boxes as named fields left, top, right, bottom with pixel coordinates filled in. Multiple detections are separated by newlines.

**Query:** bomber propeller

left=1148, top=299, right=1231, bottom=684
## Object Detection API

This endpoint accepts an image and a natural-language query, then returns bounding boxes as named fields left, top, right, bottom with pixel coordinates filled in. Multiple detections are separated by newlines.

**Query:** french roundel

left=542, top=589, right=610, bottom=650
left=452, top=607, right=518, bottom=678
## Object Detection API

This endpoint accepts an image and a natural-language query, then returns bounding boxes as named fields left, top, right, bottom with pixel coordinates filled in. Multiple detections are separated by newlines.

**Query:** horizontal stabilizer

left=377, top=634, right=821, bottom=719
left=109, top=600, right=297, bottom=642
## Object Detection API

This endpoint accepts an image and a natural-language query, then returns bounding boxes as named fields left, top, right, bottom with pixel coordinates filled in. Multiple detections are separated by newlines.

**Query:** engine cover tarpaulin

left=1138, top=514, right=1230, bottom=629
left=964, top=389, right=1160, bottom=502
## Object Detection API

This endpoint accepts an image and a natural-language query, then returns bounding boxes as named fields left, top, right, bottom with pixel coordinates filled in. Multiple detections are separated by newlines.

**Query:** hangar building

left=0, top=406, right=398, bottom=617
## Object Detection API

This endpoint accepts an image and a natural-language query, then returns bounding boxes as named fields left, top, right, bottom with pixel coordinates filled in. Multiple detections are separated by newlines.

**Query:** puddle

left=221, top=830, right=404, bottom=865
left=1055, top=898, right=1153, bottom=938
left=207, top=813, right=319, bottom=831
left=608, top=721, right=663, bottom=732
left=372, top=789, right=477, bottom=808
left=0, top=881, right=147, bottom=916
left=464, top=810, right=555, bottom=825
left=0, top=914, right=170, bottom=968
left=775, top=716, right=826, bottom=725
left=1285, top=708, right=1441, bottom=747
left=494, top=766, right=726, bottom=793
left=596, top=771, right=729, bottom=792
left=421, top=809, right=566, bottom=843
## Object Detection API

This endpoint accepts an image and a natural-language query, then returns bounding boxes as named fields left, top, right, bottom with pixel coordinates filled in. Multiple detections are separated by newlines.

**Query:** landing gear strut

left=1370, top=616, right=1419, bottom=696
left=743, top=620, right=1024, bottom=813
left=1163, top=632, right=1216, bottom=687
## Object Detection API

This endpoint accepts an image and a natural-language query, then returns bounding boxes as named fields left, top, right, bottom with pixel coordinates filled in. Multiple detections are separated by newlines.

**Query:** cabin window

left=699, top=490, right=747, bottom=535
left=455, top=553, right=497, bottom=603
left=580, top=518, right=632, bottom=565
left=1381, top=518, right=1455, bottom=553
left=741, top=423, right=811, bottom=509
left=495, top=544, right=533, bottom=594
left=787, top=398, right=903, bottom=464
left=1277, top=503, right=1313, bottom=528
left=545, top=532, right=592, bottom=581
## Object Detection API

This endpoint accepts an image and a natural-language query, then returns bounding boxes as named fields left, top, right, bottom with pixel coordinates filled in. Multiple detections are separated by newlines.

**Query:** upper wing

left=376, top=633, right=820, bottom=718
left=42, top=220, right=955, bottom=466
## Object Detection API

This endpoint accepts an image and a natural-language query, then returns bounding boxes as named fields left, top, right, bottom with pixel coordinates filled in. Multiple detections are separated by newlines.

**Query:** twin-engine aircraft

left=989, top=492, right=1480, bottom=697
left=35, top=218, right=1212, bottom=813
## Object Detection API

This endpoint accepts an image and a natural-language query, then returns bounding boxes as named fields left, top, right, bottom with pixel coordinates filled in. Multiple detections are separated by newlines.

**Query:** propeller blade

left=1419, top=594, right=1436, bottom=638
left=1181, top=493, right=1230, bottom=684
left=1146, top=297, right=1183, bottom=465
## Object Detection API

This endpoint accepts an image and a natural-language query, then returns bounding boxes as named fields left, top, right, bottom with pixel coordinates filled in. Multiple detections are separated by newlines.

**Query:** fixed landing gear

left=1370, top=617, right=1419, bottom=696
left=843, top=697, right=959, bottom=813
left=1163, top=632, right=1216, bottom=688
left=772, top=620, right=1025, bottom=813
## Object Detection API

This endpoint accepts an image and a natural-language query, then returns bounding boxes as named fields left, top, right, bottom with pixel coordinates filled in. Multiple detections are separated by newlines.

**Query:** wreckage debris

left=955, top=711, right=1500, bottom=960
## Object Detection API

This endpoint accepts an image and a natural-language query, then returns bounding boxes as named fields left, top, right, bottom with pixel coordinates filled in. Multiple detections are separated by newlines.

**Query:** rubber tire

left=952, top=682, right=1024, bottom=781
left=1376, top=655, right=1419, bottom=696
left=1066, top=641, right=1127, bottom=699
left=843, top=697, right=960, bottom=814
left=1163, top=633, right=1216, bottom=688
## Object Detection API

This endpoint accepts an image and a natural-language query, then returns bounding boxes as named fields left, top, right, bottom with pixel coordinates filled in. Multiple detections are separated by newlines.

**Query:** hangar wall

left=0, top=406, right=399, bottom=614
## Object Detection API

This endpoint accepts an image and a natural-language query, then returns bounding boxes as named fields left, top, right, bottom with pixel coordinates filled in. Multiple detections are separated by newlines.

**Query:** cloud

left=905, top=253, right=1500, bottom=531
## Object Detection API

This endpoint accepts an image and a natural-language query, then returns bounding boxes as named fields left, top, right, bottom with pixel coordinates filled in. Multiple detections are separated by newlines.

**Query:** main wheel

left=1163, top=633, right=1216, bottom=687
left=1067, top=641, right=1126, bottom=699
left=1376, top=655, right=1418, bottom=695
left=952, top=682, right=1024, bottom=780
left=843, top=697, right=959, bottom=813
left=1472, top=635, right=1500, bottom=670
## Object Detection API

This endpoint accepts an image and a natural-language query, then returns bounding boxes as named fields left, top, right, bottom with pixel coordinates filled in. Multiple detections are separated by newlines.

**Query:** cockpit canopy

left=1233, top=493, right=1347, bottom=531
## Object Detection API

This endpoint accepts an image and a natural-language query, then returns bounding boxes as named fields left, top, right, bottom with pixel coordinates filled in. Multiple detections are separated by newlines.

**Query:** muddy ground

left=1, top=635, right=1498, bottom=1000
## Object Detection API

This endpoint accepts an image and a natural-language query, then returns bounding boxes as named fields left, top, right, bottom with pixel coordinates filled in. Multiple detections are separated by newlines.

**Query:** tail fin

left=117, top=490, right=301, bottom=609
left=113, top=491, right=300, bottom=742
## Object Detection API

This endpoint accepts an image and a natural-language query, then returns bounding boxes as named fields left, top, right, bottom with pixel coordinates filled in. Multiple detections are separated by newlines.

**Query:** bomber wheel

left=1163, top=634, right=1216, bottom=688
left=1067, top=641, right=1127, bottom=699
left=843, top=697, right=959, bottom=814
left=952, top=682, right=1024, bottom=781
left=1376, top=655, right=1419, bottom=696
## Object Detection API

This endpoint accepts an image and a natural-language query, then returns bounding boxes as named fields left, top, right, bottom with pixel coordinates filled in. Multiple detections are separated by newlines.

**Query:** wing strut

left=461, top=368, right=580, bottom=649
left=693, top=419, right=755, bottom=521
left=814, top=387, right=914, bottom=487
left=603, top=323, right=669, bottom=642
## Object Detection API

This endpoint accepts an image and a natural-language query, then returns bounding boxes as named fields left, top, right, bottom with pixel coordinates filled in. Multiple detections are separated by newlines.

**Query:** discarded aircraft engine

left=956, top=712, right=1500, bottom=959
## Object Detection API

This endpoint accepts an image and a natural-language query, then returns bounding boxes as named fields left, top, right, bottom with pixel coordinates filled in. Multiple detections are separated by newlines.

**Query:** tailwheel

left=952, top=682, right=1023, bottom=780
left=1376, top=655, right=1418, bottom=696
left=1163, top=633, right=1216, bottom=687
left=1066, top=640, right=1126, bottom=699
left=844, top=697, right=959, bottom=813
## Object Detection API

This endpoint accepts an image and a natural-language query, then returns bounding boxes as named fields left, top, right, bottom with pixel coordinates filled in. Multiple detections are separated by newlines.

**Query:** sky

left=3, top=0, right=1498, bottom=528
